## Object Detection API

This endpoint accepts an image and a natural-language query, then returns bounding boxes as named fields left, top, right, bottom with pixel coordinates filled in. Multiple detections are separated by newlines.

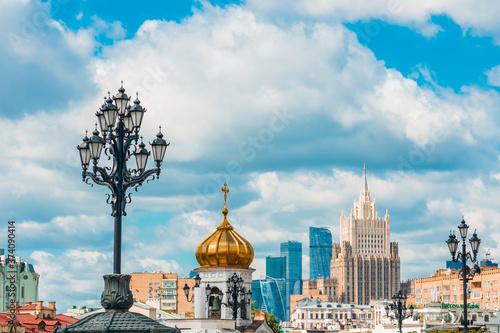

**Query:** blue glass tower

left=251, top=279, right=263, bottom=310
left=280, top=241, right=302, bottom=321
left=251, top=277, right=286, bottom=323
left=266, top=256, right=286, bottom=279
left=309, top=227, right=332, bottom=280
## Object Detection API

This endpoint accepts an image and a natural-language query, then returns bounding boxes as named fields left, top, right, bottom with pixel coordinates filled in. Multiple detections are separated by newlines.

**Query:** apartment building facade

left=130, top=272, right=195, bottom=316
left=407, top=266, right=500, bottom=310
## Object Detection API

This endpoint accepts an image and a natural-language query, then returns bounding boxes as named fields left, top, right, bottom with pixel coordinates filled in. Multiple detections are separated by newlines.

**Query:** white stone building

left=290, top=297, right=373, bottom=330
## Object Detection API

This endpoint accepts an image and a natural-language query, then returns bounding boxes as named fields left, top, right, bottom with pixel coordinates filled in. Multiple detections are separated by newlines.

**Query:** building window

left=453, top=285, right=457, bottom=291
left=494, top=291, right=498, bottom=298
left=486, top=281, right=490, bottom=287
left=415, top=289, right=421, bottom=295
left=485, top=315, right=490, bottom=322
left=486, top=292, right=490, bottom=298
left=21, top=286, right=24, bottom=298
left=424, top=289, right=428, bottom=294
left=471, top=292, right=482, bottom=299
left=149, top=283, right=153, bottom=286
left=494, top=281, right=498, bottom=287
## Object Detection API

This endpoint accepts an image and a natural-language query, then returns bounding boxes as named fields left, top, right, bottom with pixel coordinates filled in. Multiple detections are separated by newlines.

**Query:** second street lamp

left=385, top=290, right=414, bottom=333
left=446, top=218, right=481, bottom=333
left=220, top=273, right=252, bottom=319
left=78, top=82, right=170, bottom=275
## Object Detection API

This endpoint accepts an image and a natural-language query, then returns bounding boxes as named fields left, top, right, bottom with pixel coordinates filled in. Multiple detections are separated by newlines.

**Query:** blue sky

left=2, top=0, right=500, bottom=311
left=349, top=16, right=500, bottom=92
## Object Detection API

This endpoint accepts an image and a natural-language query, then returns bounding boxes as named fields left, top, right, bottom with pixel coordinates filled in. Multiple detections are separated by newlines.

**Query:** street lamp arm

left=455, top=252, right=474, bottom=265
left=123, top=133, right=139, bottom=151
left=124, top=168, right=160, bottom=192
left=83, top=169, right=116, bottom=193
left=95, top=166, right=118, bottom=187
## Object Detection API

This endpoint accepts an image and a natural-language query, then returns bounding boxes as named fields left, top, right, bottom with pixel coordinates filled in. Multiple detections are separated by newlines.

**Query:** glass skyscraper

left=280, top=241, right=302, bottom=321
left=266, top=256, right=286, bottom=279
left=251, top=276, right=286, bottom=323
left=251, top=279, right=263, bottom=310
left=309, top=227, right=332, bottom=280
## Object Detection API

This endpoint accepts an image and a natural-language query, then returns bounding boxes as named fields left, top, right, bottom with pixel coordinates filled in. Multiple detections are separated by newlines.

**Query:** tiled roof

left=0, top=311, right=78, bottom=333
left=19, top=304, right=51, bottom=310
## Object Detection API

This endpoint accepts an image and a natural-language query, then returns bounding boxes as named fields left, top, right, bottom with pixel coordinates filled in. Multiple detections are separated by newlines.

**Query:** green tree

left=251, top=300, right=280, bottom=333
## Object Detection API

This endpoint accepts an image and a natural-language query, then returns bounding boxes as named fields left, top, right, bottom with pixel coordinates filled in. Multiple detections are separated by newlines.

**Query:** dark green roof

left=53, top=311, right=179, bottom=333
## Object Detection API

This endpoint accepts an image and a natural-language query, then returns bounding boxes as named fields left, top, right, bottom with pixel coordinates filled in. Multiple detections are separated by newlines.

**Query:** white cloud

left=247, top=0, right=500, bottom=42
left=486, top=65, right=500, bottom=87
left=90, top=15, right=127, bottom=40
left=30, top=250, right=109, bottom=308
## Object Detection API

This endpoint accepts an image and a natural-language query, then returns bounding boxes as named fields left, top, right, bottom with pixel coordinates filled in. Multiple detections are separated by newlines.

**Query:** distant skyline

left=1, top=0, right=500, bottom=312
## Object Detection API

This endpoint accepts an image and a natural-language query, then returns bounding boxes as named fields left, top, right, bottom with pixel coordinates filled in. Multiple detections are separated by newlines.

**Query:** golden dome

left=195, top=183, right=254, bottom=269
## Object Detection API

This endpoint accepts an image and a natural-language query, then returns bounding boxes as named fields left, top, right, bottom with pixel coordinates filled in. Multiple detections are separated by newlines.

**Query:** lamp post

left=446, top=218, right=481, bottom=333
left=219, top=273, right=252, bottom=319
left=385, top=290, right=414, bottom=333
left=183, top=274, right=202, bottom=302
left=56, top=83, right=176, bottom=333
left=78, top=83, right=169, bottom=275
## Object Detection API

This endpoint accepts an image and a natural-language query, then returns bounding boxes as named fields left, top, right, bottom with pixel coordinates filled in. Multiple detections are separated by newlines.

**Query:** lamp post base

left=101, top=274, right=134, bottom=311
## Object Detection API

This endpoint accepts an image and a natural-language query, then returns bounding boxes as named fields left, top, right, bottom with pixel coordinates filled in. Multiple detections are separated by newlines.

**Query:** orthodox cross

left=222, top=182, right=229, bottom=209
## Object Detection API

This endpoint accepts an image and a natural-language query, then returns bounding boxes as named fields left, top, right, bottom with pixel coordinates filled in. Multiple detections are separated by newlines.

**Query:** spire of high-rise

left=362, top=163, right=368, bottom=193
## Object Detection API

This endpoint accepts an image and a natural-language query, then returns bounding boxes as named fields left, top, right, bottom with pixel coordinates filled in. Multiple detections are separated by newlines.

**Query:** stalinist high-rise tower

left=330, top=166, right=400, bottom=305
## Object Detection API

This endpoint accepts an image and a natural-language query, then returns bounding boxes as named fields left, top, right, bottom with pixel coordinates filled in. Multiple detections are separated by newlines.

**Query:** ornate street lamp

left=219, top=273, right=252, bottom=319
left=184, top=274, right=202, bottom=302
left=446, top=218, right=481, bottom=333
left=78, top=83, right=169, bottom=274
left=385, top=290, right=414, bottom=333
left=56, top=83, right=175, bottom=333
